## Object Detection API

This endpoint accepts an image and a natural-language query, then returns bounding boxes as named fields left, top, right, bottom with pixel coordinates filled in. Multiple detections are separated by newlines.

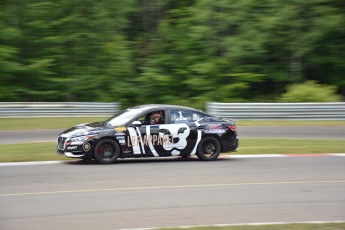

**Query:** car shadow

left=63, top=155, right=234, bottom=165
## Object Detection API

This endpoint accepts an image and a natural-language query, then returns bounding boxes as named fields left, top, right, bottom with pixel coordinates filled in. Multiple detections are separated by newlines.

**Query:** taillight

left=227, top=125, right=236, bottom=131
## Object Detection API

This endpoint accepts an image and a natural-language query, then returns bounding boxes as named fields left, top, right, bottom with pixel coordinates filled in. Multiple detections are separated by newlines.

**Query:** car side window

left=169, top=110, right=203, bottom=124
left=137, top=110, right=165, bottom=125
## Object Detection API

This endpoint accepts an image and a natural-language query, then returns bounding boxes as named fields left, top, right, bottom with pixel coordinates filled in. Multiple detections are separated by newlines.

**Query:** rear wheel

left=196, top=136, right=221, bottom=161
left=94, top=139, right=120, bottom=164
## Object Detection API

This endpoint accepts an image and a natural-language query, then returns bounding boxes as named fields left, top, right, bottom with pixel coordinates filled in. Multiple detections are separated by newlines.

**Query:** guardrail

left=1, top=102, right=344, bottom=119
left=0, top=102, right=120, bottom=118
left=206, top=102, right=345, bottom=120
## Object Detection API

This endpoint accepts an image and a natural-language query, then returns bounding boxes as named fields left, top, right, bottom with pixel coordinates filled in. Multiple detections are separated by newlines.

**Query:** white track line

left=0, top=161, right=63, bottom=167
left=121, top=221, right=345, bottom=230
left=0, top=153, right=344, bottom=167
left=222, top=154, right=288, bottom=158
left=1, top=180, right=344, bottom=197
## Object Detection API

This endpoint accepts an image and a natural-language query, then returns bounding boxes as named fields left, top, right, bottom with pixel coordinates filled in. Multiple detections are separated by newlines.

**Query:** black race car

left=57, top=104, right=238, bottom=164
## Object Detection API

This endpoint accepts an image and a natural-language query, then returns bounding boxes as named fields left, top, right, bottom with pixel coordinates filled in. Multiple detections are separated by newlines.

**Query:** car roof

left=129, top=104, right=204, bottom=113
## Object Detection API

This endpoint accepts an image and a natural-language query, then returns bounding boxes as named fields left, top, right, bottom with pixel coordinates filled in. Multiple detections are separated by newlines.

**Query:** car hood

left=60, top=121, right=111, bottom=138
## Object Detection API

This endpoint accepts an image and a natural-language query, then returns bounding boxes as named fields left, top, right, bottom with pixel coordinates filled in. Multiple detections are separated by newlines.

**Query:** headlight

left=69, top=136, right=89, bottom=142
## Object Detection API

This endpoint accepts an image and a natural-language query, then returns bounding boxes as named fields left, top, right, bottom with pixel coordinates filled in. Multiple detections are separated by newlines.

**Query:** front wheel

left=94, top=139, right=120, bottom=164
left=196, top=136, right=221, bottom=161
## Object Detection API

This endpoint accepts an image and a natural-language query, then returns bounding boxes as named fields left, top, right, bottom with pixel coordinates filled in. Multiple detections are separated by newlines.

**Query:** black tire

left=94, top=139, right=120, bottom=164
left=196, top=136, right=221, bottom=161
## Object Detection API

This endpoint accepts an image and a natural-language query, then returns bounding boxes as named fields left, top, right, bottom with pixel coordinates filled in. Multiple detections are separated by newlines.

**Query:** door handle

left=197, top=125, right=206, bottom=130
left=159, top=129, right=170, bottom=134
left=178, top=127, right=187, bottom=134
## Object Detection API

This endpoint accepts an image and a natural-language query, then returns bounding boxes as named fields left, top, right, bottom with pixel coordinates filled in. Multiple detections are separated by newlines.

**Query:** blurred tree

left=135, top=0, right=267, bottom=108
left=280, top=81, right=341, bottom=102
left=0, top=0, right=343, bottom=105
left=0, top=0, right=136, bottom=102
left=259, top=0, right=345, bottom=92
left=0, top=3, right=23, bottom=101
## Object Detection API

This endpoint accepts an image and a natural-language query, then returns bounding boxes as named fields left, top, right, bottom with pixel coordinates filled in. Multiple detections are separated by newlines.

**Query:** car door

left=165, top=109, right=203, bottom=156
left=127, top=110, right=170, bottom=157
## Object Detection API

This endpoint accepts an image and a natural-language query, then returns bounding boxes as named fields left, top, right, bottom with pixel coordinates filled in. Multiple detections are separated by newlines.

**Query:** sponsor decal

left=119, top=139, right=126, bottom=145
left=175, top=118, right=188, bottom=123
left=205, top=129, right=226, bottom=134
left=114, top=126, right=126, bottom=131
left=208, top=124, right=222, bottom=130
left=175, top=111, right=188, bottom=123
left=205, top=124, right=226, bottom=133
left=192, top=113, right=201, bottom=121
left=116, top=136, right=125, bottom=140
left=82, top=142, right=91, bottom=152
left=127, top=134, right=173, bottom=147
left=67, top=141, right=84, bottom=145
left=67, top=146, right=78, bottom=151
left=115, top=132, right=126, bottom=136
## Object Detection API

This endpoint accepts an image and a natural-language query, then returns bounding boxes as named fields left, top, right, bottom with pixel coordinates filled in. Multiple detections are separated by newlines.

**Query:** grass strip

left=158, top=222, right=345, bottom=230
left=238, top=138, right=345, bottom=154
left=0, top=142, right=68, bottom=162
left=0, top=118, right=345, bottom=131
left=1, top=138, right=344, bottom=162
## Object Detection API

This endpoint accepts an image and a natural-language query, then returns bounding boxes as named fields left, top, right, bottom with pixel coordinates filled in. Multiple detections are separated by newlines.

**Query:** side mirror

left=132, top=121, right=142, bottom=127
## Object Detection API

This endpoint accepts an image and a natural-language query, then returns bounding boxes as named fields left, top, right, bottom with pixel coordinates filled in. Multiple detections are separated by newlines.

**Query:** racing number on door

left=159, top=124, right=190, bottom=155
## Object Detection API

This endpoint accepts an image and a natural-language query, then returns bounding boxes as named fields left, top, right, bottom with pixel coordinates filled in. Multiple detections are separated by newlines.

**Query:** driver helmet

left=151, top=111, right=163, bottom=124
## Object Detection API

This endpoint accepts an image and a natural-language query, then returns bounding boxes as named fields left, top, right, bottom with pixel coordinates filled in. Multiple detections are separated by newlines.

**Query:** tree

left=0, top=0, right=343, bottom=105
left=280, top=81, right=341, bottom=102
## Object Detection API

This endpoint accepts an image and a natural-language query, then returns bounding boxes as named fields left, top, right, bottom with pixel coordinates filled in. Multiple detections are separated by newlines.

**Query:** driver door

left=128, top=110, right=170, bottom=157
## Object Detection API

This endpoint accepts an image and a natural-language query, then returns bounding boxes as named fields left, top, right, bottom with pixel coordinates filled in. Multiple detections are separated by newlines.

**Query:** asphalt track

left=0, top=126, right=344, bottom=144
left=1, top=156, right=345, bottom=230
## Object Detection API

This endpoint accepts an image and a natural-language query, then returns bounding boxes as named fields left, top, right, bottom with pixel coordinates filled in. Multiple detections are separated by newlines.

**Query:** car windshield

left=105, top=108, right=143, bottom=126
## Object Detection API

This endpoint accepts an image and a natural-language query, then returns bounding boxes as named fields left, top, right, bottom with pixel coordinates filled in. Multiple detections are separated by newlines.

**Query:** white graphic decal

left=136, top=127, right=145, bottom=154
left=127, top=122, right=202, bottom=157
left=190, top=121, right=202, bottom=155
left=146, top=126, right=159, bottom=157
left=171, top=150, right=180, bottom=156
left=127, top=127, right=141, bottom=154
left=159, top=123, right=190, bottom=155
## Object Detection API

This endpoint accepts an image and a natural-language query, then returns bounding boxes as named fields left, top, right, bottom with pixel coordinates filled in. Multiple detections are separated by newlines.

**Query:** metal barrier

left=0, top=102, right=120, bottom=118
left=1, top=102, right=345, bottom=119
left=206, top=102, right=345, bottom=120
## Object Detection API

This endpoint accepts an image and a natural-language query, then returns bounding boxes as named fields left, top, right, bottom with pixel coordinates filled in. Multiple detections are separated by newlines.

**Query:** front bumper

left=57, top=136, right=86, bottom=158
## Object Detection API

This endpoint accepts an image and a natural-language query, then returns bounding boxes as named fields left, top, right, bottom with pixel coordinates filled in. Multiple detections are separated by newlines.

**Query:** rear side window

left=169, top=109, right=205, bottom=123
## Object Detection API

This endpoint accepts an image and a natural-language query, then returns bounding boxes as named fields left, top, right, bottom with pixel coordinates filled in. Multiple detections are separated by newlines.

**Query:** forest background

left=0, top=0, right=344, bottom=109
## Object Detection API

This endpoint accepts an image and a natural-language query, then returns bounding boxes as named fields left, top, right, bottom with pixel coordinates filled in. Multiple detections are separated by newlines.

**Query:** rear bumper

left=222, top=136, right=239, bottom=153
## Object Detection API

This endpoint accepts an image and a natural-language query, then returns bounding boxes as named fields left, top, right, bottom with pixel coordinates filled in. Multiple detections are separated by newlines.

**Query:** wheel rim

left=98, top=143, right=114, bottom=160
left=202, top=141, right=216, bottom=156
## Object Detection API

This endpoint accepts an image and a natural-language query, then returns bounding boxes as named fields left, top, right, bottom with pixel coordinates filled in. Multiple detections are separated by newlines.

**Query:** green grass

left=158, top=222, right=345, bottom=230
left=1, top=138, right=344, bottom=162
left=0, top=117, right=344, bottom=131
left=238, top=138, right=345, bottom=154
left=0, top=142, right=68, bottom=162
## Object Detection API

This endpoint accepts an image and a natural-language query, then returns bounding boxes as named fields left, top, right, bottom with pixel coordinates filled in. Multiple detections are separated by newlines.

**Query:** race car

left=57, top=104, right=239, bottom=164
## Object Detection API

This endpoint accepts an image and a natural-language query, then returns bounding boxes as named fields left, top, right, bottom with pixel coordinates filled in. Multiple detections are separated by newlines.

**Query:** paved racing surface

left=0, top=126, right=345, bottom=144
left=1, top=156, right=344, bottom=230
